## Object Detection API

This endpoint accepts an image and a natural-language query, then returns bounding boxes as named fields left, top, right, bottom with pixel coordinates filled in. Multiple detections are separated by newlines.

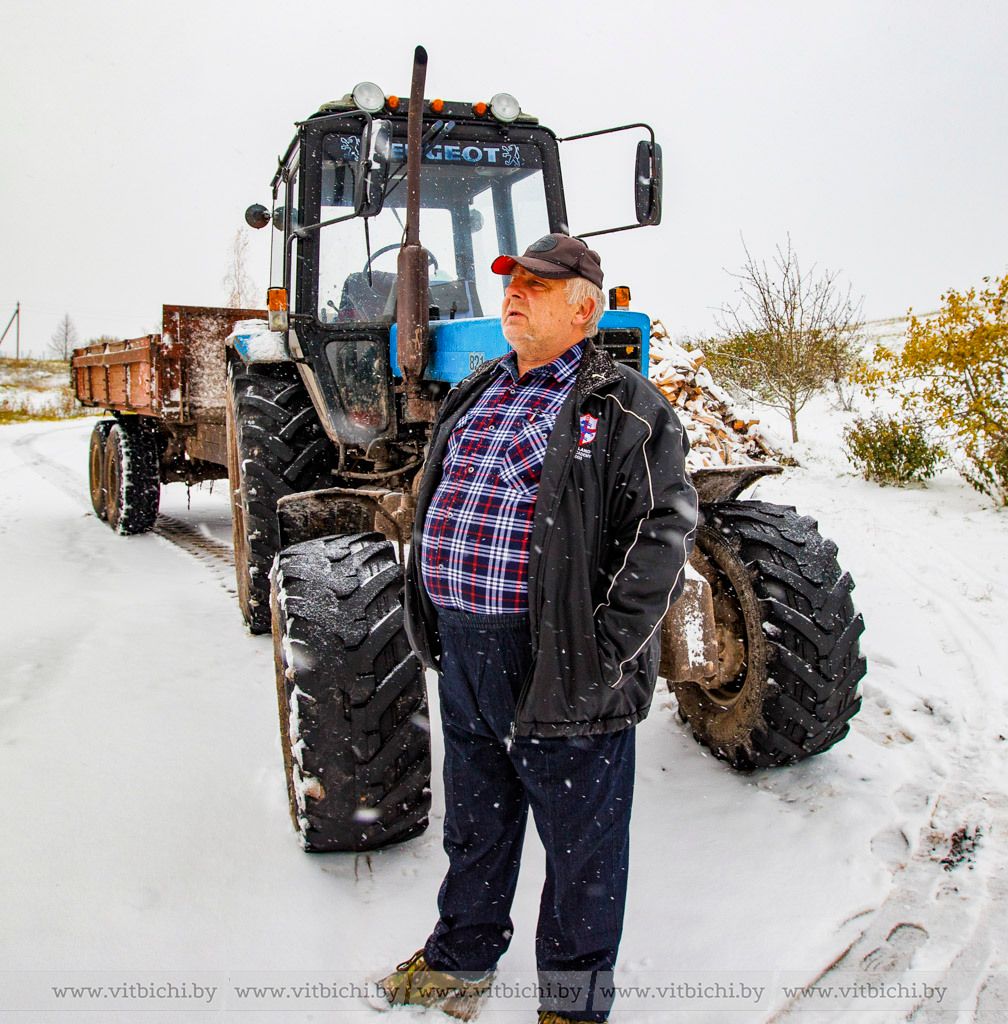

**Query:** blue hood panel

left=390, top=311, right=650, bottom=384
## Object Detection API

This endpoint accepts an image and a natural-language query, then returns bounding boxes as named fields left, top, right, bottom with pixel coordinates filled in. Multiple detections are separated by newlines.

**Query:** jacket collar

left=451, top=335, right=619, bottom=413
left=574, top=337, right=622, bottom=401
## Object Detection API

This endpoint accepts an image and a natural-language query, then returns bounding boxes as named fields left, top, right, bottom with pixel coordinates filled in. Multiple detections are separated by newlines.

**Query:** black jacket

left=404, top=337, right=699, bottom=738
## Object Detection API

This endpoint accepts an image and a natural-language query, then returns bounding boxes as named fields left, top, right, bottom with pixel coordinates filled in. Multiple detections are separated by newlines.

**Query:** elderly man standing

left=380, top=233, right=698, bottom=1023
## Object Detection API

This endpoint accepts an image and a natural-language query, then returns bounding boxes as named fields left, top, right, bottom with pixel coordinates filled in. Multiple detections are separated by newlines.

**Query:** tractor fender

left=225, top=318, right=292, bottom=364
left=689, top=464, right=783, bottom=504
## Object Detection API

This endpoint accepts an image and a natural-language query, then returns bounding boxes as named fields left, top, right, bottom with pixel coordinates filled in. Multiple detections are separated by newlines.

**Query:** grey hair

left=565, top=277, right=606, bottom=338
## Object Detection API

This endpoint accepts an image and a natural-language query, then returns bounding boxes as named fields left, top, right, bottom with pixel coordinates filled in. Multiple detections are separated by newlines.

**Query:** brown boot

left=377, top=949, right=494, bottom=1020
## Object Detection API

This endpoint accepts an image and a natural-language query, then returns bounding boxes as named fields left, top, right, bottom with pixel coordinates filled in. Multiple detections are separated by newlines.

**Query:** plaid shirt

left=421, top=341, right=584, bottom=614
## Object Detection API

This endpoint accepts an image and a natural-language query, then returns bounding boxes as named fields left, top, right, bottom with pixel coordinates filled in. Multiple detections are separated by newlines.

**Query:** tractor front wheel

left=673, top=500, right=865, bottom=770
left=270, top=532, right=431, bottom=851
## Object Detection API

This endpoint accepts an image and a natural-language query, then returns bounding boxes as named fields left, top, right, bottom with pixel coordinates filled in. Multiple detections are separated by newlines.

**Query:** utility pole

left=1, top=302, right=20, bottom=359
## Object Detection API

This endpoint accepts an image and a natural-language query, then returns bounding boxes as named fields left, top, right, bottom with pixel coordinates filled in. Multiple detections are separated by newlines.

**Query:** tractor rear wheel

left=270, top=532, right=431, bottom=851
left=103, top=420, right=160, bottom=535
left=673, top=500, right=865, bottom=769
left=226, top=362, right=333, bottom=633
left=88, top=419, right=115, bottom=520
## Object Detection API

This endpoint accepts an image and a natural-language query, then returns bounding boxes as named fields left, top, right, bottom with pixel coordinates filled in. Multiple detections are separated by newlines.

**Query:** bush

left=861, top=272, right=1008, bottom=504
left=843, top=413, right=945, bottom=486
left=960, top=434, right=1008, bottom=504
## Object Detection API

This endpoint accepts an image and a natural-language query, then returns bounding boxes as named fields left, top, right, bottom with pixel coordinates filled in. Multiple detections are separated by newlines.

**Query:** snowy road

left=1, top=415, right=1006, bottom=1023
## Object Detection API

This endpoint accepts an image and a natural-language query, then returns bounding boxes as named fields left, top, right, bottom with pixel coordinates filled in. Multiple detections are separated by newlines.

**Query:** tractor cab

left=231, top=57, right=864, bottom=856
left=270, top=97, right=561, bottom=328
left=251, top=87, right=660, bottom=447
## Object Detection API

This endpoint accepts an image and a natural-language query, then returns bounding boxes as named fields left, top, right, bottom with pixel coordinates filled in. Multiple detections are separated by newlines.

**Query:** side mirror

left=354, top=119, right=393, bottom=218
left=245, top=204, right=271, bottom=230
left=634, top=140, right=662, bottom=227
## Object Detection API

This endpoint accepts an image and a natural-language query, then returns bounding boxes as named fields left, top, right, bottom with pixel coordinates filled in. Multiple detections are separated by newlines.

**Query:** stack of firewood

left=648, top=322, right=782, bottom=468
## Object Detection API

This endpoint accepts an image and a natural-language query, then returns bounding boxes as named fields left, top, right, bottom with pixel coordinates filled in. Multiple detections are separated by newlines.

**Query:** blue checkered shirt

left=421, top=341, right=583, bottom=614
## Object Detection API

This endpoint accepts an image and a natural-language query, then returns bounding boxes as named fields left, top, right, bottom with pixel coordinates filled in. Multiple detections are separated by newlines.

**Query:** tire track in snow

left=11, top=422, right=239, bottom=598
left=770, top=532, right=1008, bottom=1023
left=10, top=420, right=93, bottom=507
left=152, top=512, right=237, bottom=593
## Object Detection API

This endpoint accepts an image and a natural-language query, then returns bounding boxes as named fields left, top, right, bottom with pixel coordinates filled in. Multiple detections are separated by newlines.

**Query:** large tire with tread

left=270, top=532, right=431, bottom=851
left=226, top=362, right=334, bottom=633
left=103, top=420, right=160, bottom=535
left=674, top=500, right=865, bottom=770
left=88, top=419, right=115, bottom=520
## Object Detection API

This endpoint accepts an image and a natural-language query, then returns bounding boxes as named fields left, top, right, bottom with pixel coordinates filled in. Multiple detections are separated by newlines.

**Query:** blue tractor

left=231, top=48, right=864, bottom=852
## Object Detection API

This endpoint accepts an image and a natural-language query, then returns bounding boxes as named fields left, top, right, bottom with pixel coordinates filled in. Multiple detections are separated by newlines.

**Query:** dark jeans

left=424, top=609, right=635, bottom=1022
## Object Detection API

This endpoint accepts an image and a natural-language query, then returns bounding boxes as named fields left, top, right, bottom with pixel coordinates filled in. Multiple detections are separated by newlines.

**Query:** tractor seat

left=429, top=279, right=482, bottom=320
left=381, top=277, right=483, bottom=321
left=338, top=271, right=397, bottom=321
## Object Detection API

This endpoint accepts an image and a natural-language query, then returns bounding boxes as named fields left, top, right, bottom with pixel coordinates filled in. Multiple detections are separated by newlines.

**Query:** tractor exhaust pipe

left=397, top=45, right=436, bottom=422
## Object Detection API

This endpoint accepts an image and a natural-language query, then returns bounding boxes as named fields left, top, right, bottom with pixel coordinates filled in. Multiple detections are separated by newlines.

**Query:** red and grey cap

left=491, top=233, right=604, bottom=289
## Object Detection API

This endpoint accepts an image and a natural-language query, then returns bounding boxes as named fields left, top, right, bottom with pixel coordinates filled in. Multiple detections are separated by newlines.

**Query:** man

left=383, top=233, right=698, bottom=1023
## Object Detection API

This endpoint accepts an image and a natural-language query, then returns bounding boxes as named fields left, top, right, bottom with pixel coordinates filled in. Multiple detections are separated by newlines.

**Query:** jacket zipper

left=509, top=463, right=569, bottom=744
left=509, top=381, right=610, bottom=742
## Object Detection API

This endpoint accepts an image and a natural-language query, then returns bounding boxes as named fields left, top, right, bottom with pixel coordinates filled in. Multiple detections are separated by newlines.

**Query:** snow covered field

left=0, top=360, right=82, bottom=422
left=1, top=401, right=1006, bottom=1023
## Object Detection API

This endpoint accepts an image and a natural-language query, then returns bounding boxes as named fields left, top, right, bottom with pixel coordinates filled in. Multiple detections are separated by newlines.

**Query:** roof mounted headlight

left=489, top=92, right=520, bottom=123
left=352, top=81, right=386, bottom=113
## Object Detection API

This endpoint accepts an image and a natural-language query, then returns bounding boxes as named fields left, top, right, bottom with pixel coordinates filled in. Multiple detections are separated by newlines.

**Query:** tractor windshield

left=316, top=130, right=550, bottom=324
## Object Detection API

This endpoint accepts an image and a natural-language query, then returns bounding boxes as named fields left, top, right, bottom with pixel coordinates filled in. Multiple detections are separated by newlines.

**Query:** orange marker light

left=609, top=285, right=631, bottom=310
left=387, top=94, right=400, bottom=109
left=431, top=98, right=444, bottom=113
left=267, top=287, right=289, bottom=331
left=473, top=101, right=488, bottom=115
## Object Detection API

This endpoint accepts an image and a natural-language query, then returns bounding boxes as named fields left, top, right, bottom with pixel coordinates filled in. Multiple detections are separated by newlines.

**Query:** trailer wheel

left=270, top=532, right=431, bottom=851
left=226, top=363, right=333, bottom=634
left=88, top=419, right=115, bottom=520
left=103, top=420, right=161, bottom=535
left=673, top=500, right=865, bottom=770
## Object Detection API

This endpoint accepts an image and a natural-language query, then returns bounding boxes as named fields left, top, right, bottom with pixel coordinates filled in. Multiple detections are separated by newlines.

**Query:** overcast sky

left=2, top=0, right=1006, bottom=356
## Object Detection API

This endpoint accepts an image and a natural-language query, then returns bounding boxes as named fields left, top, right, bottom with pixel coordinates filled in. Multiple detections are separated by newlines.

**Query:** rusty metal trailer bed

left=72, top=304, right=265, bottom=533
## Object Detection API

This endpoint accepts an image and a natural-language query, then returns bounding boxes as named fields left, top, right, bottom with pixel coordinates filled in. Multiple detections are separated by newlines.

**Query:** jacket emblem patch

left=579, top=413, right=598, bottom=446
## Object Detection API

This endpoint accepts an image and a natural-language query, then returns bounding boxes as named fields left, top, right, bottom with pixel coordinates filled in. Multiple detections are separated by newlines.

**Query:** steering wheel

left=363, top=244, right=439, bottom=276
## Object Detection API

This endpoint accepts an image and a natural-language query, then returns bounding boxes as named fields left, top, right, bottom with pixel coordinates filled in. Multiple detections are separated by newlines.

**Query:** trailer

left=72, top=304, right=264, bottom=531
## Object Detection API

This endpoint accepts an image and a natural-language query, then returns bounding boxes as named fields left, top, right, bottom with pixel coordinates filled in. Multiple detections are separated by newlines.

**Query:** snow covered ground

left=1, top=398, right=1006, bottom=1023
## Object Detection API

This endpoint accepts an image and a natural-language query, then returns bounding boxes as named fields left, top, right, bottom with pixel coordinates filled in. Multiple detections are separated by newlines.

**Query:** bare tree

left=713, top=236, right=863, bottom=442
left=49, top=314, right=79, bottom=360
left=223, top=228, right=257, bottom=308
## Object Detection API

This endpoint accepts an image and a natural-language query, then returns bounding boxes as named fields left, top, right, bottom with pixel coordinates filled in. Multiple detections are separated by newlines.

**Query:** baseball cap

left=491, top=233, right=604, bottom=289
